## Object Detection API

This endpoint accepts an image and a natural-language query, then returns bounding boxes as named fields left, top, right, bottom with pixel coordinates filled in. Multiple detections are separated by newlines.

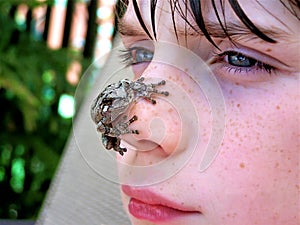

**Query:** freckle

left=239, top=162, right=245, bottom=168
left=237, top=103, right=240, bottom=108
left=266, top=48, right=272, bottom=52
left=276, top=105, right=280, bottom=110
left=288, top=169, right=292, bottom=173
left=168, top=108, right=173, bottom=113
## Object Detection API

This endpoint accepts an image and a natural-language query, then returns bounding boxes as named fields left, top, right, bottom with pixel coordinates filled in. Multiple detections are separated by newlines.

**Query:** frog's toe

left=132, top=130, right=139, bottom=134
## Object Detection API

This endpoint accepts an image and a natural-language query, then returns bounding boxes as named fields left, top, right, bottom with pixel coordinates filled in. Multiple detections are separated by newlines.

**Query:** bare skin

left=113, top=1, right=299, bottom=224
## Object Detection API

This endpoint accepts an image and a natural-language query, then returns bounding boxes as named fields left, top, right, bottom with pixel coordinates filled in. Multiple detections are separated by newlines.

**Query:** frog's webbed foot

left=112, top=137, right=127, bottom=156
left=102, top=135, right=127, bottom=156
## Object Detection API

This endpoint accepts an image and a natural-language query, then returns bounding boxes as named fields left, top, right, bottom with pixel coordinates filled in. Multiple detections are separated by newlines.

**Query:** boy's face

left=117, top=0, right=300, bottom=224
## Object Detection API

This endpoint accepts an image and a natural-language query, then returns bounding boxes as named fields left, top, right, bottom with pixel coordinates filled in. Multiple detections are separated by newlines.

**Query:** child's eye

left=212, top=50, right=275, bottom=82
left=219, top=51, right=273, bottom=72
left=226, top=51, right=257, bottom=67
left=120, top=47, right=153, bottom=66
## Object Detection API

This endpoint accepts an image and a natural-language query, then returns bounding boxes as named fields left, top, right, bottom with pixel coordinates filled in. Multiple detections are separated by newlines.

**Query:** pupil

left=228, top=53, right=256, bottom=67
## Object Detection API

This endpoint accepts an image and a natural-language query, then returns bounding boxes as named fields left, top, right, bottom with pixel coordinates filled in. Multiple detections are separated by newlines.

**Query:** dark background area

left=0, top=0, right=117, bottom=220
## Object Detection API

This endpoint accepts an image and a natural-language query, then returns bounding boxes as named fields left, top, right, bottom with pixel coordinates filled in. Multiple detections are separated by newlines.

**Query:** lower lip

left=128, top=198, right=191, bottom=222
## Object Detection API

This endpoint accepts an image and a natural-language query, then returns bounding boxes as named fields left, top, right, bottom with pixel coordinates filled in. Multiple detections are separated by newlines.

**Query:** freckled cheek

left=218, top=81, right=300, bottom=156
left=206, top=87, right=300, bottom=211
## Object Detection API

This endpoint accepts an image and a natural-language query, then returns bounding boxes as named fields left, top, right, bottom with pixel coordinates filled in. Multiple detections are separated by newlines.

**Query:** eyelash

left=119, top=47, right=276, bottom=77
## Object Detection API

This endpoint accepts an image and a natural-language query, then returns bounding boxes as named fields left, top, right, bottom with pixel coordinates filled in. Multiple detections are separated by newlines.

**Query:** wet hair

left=116, top=0, right=300, bottom=46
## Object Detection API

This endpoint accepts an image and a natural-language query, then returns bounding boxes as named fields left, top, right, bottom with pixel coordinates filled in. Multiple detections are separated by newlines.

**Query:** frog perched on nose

left=90, top=77, right=169, bottom=156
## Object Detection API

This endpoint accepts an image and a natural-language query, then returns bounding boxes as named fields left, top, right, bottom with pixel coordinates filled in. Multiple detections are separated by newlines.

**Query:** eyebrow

left=186, top=20, right=289, bottom=42
left=118, top=18, right=148, bottom=37
left=118, top=17, right=289, bottom=42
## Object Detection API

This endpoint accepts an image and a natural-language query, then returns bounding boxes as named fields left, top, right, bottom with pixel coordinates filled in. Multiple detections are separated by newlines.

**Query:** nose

left=117, top=42, right=226, bottom=185
left=124, top=89, right=180, bottom=156
left=120, top=68, right=201, bottom=159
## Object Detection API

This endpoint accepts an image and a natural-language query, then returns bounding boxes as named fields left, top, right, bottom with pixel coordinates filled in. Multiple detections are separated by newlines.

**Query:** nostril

left=122, top=139, right=161, bottom=153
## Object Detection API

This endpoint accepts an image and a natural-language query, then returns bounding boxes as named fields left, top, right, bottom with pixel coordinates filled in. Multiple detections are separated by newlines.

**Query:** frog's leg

left=97, top=121, right=111, bottom=133
left=102, top=134, right=114, bottom=150
left=148, top=80, right=169, bottom=96
left=108, top=115, right=139, bottom=137
left=102, top=135, right=127, bottom=156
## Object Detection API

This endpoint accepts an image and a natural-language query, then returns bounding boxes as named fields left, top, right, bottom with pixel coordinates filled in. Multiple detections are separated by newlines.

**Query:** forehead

left=120, top=0, right=299, bottom=39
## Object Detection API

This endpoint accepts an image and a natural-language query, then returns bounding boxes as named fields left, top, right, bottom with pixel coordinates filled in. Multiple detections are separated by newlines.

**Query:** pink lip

left=122, top=185, right=201, bottom=222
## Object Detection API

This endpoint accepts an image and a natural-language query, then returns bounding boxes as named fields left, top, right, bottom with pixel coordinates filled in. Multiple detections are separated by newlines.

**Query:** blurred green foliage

left=0, top=0, right=86, bottom=219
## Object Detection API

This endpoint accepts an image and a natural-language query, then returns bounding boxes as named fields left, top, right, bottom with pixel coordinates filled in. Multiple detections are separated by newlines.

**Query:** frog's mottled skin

left=90, top=77, right=168, bottom=155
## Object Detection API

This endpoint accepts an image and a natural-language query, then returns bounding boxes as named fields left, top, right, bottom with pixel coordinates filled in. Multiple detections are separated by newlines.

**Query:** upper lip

left=121, top=185, right=201, bottom=213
